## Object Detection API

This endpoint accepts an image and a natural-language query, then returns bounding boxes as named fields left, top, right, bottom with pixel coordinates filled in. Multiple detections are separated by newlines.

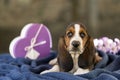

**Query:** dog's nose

left=72, top=41, right=80, bottom=48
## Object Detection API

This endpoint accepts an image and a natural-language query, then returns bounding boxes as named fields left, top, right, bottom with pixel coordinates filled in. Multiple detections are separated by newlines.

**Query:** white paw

left=40, top=65, right=60, bottom=75
left=40, top=70, right=51, bottom=75
left=49, top=58, right=57, bottom=65
left=74, top=68, right=89, bottom=75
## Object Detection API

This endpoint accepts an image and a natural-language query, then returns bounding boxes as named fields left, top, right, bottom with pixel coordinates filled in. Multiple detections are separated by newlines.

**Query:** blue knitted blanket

left=0, top=51, right=120, bottom=80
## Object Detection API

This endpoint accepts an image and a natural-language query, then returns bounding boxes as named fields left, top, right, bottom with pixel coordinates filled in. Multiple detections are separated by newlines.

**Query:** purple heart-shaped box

left=9, top=23, right=52, bottom=59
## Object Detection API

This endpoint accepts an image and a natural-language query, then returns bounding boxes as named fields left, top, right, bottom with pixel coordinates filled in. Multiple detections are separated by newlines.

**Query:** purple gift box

left=9, top=23, right=52, bottom=60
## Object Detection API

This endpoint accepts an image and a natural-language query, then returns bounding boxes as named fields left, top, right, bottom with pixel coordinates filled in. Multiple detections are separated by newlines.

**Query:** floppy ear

left=57, top=36, right=73, bottom=72
left=78, top=36, right=96, bottom=69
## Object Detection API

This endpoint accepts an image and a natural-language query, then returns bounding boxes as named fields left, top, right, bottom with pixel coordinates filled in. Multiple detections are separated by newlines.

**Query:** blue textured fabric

left=0, top=50, right=120, bottom=80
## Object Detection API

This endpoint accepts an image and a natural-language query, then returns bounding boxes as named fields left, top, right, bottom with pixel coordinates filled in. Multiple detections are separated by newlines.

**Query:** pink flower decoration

left=94, top=37, right=120, bottom=54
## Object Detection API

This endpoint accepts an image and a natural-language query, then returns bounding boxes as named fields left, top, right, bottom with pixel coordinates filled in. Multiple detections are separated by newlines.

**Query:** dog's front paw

left=40, top=65, right=60, bottom=75
left=74, top=68, right=90, bottom=75
left=40, top=70, right=51, bottom=75
left=49, top=58, right=57, bottom=65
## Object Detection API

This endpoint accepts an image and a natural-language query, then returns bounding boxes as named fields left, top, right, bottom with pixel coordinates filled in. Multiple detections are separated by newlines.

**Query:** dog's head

left=64, top=23, right=90, bottom=54
left=58, top=23, right=97, bottom=72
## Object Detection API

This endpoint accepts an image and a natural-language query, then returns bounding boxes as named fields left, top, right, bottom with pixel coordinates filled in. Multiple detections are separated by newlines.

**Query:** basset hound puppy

left=41, top=23, right=102, bottom=75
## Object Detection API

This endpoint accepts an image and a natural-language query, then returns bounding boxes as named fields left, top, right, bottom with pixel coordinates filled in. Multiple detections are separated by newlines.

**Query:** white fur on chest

left=69, top=53, right=79, bottom=73
left=69, top=53, right=90, bottom=75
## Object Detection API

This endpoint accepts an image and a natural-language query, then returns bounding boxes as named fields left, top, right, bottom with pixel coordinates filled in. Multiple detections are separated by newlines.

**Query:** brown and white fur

left=41, top=23, right=102, bottom=75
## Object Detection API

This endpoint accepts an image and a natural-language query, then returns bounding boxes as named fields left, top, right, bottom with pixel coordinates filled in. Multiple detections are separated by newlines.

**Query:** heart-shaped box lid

left=9, top=23, right=52, bottom=60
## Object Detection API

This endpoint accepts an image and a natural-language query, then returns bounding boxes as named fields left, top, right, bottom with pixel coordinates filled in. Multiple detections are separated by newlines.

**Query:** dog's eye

left=67, top=32, right=73, bottom=38
left=80, top=32, right=85, bottom=38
